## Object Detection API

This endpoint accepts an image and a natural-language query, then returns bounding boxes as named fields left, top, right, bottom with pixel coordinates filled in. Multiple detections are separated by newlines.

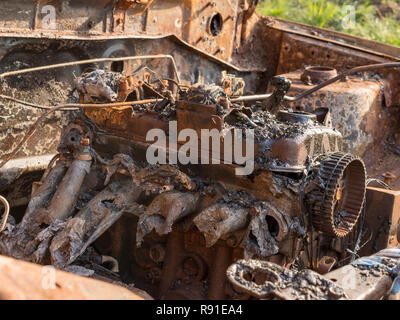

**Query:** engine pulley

left=309, top=152, right=366, bottom=237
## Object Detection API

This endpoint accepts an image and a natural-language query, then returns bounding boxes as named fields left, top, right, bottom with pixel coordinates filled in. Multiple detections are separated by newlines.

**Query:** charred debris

left=0, top=54, right=399, bottom=300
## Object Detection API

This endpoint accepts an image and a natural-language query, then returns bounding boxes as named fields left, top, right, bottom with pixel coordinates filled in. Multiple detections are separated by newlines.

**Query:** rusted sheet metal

left=358, top=187, right=400, bottom=257
left=326, top=265, right=393, bottom=300
left=0, top=154, right=55, bottom=208
left=271, top=17, right=400, bottom=61
left=0, top=254, right=150, bottom=300
left=274, top=31, right=400, bottom=107
left=276, top=32, right=387, bottom=76
left=276, top=69, right=383, bottom=155
left=0, top=0, right=249, bottom=62
left=0, top=154, right=54, bottom=187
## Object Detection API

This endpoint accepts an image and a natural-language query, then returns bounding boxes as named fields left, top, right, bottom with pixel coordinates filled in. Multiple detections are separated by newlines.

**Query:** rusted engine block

left=0, top=66, right=375, bottom=300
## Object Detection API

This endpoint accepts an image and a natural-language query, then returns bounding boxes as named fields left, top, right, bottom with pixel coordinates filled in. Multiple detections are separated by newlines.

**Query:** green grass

left=257, top=0, right=400, bottom=47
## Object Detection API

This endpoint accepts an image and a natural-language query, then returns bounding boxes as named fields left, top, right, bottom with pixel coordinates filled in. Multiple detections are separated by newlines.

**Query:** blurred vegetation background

left=257, top=0, right=400, bottom=47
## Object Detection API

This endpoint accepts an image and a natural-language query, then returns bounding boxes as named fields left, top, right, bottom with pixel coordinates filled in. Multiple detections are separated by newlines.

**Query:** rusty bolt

left=382, top=172, right=397, bottom=186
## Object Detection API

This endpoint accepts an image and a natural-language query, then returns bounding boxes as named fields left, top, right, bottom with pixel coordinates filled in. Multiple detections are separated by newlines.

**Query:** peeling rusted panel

left=277, top=69, right=383, bottom=154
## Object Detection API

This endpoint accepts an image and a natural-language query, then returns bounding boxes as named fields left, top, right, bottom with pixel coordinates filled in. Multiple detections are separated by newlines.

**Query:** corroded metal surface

left=358, top=187, right=400, bottom=257
left=0, top=254, right=150, bottom=300
left=226, top=247, right=400, bottom=300
left=0, top=0, right=249, bottom=62
left=276, top=70, right=384, bottom=155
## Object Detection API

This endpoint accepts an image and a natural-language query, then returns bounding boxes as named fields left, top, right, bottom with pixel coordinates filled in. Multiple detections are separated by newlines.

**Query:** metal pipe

left=0, top=94, right=162, bottom=111
left=231, top=62, right=400, bottom=103
left=26, top=159, right=67, bottom=210
left=19, top=160, right=68, bottom=232
left=231, top=93, right=272, bottom=103
left=46, top=158, right=92, bottom=222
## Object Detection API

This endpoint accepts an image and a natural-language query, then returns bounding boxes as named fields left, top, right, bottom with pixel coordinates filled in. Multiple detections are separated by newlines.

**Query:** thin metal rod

left=0, top=94, right=78, bottom=111
left=0, top=55, right=181, bottom=83
left=0, top=94, right=161, bottom=111
left=231, top=62, right=400, bottom=103
left=231, top=93, right=272, bottom=103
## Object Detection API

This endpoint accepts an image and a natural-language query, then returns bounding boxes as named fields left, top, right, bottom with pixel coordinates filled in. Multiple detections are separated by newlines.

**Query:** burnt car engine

left=0, top=64, right=372, bottom=300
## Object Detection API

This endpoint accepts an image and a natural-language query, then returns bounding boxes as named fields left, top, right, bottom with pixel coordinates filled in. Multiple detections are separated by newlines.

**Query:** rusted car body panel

left=0, top=0, right=399, bottom=300
left=0, top=254, right=150, bottom=300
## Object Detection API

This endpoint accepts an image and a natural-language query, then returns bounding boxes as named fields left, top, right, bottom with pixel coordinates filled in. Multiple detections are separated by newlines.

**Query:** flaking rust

left=0, top=0, right=399, bottom=300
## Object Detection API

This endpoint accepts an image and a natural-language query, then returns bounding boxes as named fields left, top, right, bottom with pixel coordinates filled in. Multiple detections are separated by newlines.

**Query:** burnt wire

left=339, top=177, right=390, bottom=265
left=366, top=178, right=392, bottom=190
left=39, top=154, right=60, bottom=183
